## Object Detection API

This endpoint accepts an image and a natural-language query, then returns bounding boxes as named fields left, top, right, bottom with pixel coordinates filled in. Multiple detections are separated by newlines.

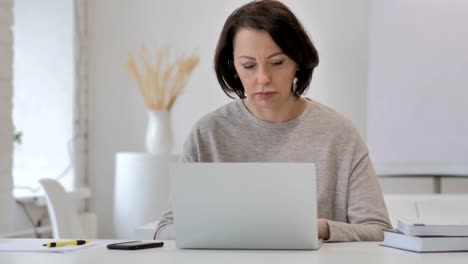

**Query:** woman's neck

left=243, top=97, right=309, bottom=123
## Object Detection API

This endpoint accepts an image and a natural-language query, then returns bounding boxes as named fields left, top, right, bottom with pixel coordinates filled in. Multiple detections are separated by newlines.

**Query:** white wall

left=291, top=0, right=370, bottom=137
left=87, top=0, right=371, bottom=238
left=368, top=0, right=468, bottom=194
left=367, top=0, right=468, bottom=169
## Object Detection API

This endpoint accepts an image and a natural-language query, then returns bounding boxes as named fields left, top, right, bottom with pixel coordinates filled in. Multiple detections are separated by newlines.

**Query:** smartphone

left=107, top=241, right=164, bottom=250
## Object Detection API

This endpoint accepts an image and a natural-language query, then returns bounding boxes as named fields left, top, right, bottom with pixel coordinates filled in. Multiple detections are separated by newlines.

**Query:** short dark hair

left=214, top=0, right=319, bottom=99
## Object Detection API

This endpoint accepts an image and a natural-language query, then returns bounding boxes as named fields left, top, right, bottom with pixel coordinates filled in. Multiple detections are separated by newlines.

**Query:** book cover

left=397, top=218, right=468, bottom=237
left=381, top=229, right=468, bottom=253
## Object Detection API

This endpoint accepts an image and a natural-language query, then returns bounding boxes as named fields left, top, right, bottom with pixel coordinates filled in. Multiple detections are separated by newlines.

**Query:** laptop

left=170, top=163, right=322, bottom=250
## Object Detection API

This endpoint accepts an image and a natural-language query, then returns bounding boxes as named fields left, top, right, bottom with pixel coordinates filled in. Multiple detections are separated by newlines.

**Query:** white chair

left=38, top=178, right=97, bottom=239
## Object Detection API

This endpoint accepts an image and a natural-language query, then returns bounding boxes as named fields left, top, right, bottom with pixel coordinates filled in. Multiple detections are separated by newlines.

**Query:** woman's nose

left=256, top=66, right=272, bottom=85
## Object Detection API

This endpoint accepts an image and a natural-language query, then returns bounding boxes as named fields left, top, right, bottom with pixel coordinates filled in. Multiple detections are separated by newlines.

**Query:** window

left=12, top=0, right=86, bottom=193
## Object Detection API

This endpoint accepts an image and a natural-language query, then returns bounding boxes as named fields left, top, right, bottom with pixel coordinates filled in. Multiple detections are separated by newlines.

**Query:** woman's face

left=233, top=28, right=298, bottom=110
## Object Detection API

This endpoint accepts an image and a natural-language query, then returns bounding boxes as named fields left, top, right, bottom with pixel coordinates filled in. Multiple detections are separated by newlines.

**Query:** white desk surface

left=1, top=239, right=468, bottom=264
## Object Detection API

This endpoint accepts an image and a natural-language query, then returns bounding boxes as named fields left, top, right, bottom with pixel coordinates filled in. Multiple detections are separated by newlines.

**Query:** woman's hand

left=318, top=218, right=330, bottom=240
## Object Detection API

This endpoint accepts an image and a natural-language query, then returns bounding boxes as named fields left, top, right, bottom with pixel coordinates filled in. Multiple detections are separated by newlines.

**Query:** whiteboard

left=367, top=0, right=468, bottom=175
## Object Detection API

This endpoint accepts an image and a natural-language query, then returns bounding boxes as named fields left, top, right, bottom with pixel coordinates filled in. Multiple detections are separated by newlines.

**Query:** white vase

left=145, top=110, right=173, bottom=155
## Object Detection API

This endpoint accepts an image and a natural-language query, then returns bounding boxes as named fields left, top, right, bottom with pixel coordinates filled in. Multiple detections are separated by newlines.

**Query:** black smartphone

left=107, top=241, right=164, bottom=250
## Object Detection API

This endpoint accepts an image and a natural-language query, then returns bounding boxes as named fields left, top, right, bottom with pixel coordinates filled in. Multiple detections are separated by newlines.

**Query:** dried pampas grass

left=125, top=45, right=199, bottom=111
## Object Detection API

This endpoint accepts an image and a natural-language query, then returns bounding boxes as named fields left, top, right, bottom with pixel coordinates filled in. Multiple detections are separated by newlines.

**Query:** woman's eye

left=243, top=64, right=255, bottom=69
left=271, top=60, right=284, bottom=66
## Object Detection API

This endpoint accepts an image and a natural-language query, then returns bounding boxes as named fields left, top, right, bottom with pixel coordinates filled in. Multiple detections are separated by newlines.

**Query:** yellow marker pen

left=43, top=240, right=88, bottom=247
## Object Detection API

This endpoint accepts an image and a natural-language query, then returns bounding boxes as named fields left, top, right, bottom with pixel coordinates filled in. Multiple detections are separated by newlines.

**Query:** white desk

left=1, top=239, right=467, bottom=264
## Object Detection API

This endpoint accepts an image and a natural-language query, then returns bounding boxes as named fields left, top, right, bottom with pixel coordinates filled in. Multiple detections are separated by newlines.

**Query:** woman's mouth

left=256, top=91, right=277, bottom=99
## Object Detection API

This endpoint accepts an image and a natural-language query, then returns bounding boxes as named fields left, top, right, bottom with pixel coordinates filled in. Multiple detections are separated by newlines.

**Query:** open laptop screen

left=171, top=163, right=321, bottom=250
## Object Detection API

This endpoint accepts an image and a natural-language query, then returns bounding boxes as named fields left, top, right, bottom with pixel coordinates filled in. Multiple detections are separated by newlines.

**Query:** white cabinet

left=113, top=152, right=178, bottom=239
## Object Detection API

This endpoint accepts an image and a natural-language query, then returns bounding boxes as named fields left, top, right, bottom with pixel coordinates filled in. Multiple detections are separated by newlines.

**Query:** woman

left=155, top=0, right=391, bottom=242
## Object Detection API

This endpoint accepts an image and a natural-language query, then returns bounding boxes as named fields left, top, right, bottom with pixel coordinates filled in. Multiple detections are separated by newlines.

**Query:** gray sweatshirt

left=155, top=99, right=392, bottom=242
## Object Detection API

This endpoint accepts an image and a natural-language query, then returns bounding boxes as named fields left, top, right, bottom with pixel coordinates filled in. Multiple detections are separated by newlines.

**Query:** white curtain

left=0, top=0, right=18, bottom=234
left=73, top=0, right=89, bottom=189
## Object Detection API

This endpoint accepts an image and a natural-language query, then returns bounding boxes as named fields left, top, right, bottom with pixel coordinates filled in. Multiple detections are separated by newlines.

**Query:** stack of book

left=382, top=218, right=468, bottom=253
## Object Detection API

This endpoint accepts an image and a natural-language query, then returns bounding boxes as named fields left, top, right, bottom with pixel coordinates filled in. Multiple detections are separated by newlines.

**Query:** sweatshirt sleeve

left=326, top=136, right=392, bottom=242
left=154, top=197, right=176, bottom=240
